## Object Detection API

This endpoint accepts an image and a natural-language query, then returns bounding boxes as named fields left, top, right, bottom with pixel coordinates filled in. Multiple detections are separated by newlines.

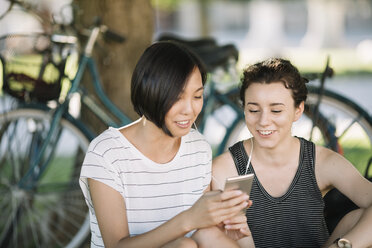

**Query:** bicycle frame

left=198, top=79, right=244, bottom=155
left=17, top=32, right=132, bottom=189
left=75, top=56, right=131, bottom=127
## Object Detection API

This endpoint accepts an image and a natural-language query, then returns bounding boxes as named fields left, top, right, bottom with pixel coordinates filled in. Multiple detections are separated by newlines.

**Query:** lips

left=176, top=120, right=191, bottom=128
left=258, top=130, right=273, bottom=136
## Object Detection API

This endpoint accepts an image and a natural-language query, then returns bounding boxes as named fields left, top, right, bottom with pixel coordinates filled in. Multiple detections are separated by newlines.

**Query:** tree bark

left=301, top=0, right=347, bottom=48
left=75, top=0, right=154, bottom=133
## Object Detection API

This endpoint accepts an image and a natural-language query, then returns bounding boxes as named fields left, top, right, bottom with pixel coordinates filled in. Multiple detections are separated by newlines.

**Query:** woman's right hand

left=185, top=190, right=249, bottom=230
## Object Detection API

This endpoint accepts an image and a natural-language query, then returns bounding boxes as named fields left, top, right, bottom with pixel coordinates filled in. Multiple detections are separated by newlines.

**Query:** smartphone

left=223, top=173, right=254, bottom=197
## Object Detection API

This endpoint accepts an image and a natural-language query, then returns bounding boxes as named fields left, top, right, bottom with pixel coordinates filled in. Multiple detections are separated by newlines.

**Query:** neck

left=122, top=117, right=181, bottom=164
left=253, top=136, right=300, bottom=167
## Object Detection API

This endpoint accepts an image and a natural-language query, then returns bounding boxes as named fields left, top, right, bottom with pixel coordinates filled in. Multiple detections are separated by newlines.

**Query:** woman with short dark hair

left=80, top=41, right=254, bottom=248
left=131, top=41, right=208, bottom=136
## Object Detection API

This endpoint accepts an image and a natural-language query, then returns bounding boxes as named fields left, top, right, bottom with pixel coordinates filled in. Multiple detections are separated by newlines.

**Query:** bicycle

left=161, top=35, right=372, bottom=177
left=0, top=5, right=131, bottom=248
left=0, top=4, right=372, bottom=248
left=218, top=58, right=372, bottom=176
left=0, top=25, right=241, bottom=247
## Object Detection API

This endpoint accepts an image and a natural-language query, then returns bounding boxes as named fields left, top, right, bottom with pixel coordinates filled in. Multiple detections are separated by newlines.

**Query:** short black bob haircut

left=131, top=41, right=207, bottom=136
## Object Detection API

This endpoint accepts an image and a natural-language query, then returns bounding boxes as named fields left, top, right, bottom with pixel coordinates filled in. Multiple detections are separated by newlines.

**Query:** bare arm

left=212, top=151, right=256, bottom=247
left=212, top=151, right=240, bottom=191
left=316, top=147, right=372, bottom=248
left=89, top=178, right=249, bottom=248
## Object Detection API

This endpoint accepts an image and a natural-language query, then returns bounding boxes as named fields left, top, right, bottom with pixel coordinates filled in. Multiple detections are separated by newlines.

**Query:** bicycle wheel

left=222, top=87, right=372, bottom=176
left=0, top=108, right=91, bottom=248
left=304, top=87, right=372, bottom=175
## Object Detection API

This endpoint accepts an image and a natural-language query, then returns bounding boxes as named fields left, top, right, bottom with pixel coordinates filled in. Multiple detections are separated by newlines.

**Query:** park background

left=0, top=0, right=371, bottom=119
left=0, top=1, right=371, bottom=247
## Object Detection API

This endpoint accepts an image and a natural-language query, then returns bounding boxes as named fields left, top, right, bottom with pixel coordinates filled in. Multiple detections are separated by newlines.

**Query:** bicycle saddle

left=156, top=33, right=239, bottom=72
left=156, top=33, right=217, bottom=49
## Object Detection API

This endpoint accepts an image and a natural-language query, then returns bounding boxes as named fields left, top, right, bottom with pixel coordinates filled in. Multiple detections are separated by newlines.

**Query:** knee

left=173, top=237, right=198, bottom=248
left=193, top=226, right=224, bottom=241
left=193, top=226, right=238, bottom=247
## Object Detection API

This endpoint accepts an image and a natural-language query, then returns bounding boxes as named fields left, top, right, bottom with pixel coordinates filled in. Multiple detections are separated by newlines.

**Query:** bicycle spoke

left=27, top=204, right=65, bottom=248
left=63, top=199, right=88, bottom=219
left=0, top=109, right=91, bottom=247
left=23, top=197, right=42, bottom=247
left=0, top=191, right=21, bottom=247
left=336, top=116, right=361, bottom=140
left=20, top=217, right=28, bottom=248
left=26, top=196, right=76, bottom=245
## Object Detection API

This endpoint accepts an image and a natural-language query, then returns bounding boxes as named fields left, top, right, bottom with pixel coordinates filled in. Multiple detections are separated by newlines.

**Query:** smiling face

left=244, top=82, right=304, bottom=148
left=164, top=68, right=204, bottom=138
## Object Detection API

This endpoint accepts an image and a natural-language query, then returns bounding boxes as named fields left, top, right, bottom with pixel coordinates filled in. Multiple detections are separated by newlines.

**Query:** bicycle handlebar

left=100, top=25, right=126, bottom=43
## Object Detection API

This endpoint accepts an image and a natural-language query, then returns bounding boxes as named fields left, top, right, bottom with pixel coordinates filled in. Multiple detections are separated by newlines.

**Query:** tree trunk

left=301, top=0, right=347, bottom=48
left=75, top=0, right=154, bottom=133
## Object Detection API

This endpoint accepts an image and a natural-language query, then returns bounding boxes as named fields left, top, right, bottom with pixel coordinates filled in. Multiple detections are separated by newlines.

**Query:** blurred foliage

left=151, top=0, right=180, bottom=11
left=152, top=0, right=211, bottom=11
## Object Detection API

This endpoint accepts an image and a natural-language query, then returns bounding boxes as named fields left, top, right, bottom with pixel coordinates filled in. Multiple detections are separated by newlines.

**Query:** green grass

left=38, top=156, right=78, bottom=193
left=344, top=147, right=371, bottom=176
left=0, top=156, right=77, bottom=193
left=340, top=138, right=372, bottom=178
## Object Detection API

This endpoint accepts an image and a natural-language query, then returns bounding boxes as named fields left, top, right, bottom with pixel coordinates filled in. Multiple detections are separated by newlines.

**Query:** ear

left=294, top=101, right=305, bottom=122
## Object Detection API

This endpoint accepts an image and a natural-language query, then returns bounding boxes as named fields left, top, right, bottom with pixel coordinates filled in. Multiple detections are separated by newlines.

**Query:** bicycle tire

left=306, top=86, right=372, bottom=175
left=0, top=108, right=91, bottom=248
left=222, top=87, right=372, bottom=176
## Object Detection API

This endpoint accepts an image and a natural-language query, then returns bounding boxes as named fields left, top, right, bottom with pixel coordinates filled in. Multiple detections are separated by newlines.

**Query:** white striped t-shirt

left=79, top=127, right=212, bottom=247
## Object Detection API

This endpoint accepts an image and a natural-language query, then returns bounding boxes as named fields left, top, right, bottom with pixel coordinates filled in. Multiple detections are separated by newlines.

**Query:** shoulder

left=212, top=151, right=238, bottom=190
left=315, top=145, right=372, bottom=207
left=213, top=151, right=234, bottom=168
left=315, top=145, right=346, bottom=168
left=81, top=129, right=126, bottom=192
left=315, top=144, right=355, bottom=190
left=87, top=128, right=125, bottom=156
left=213, top=151, right=235, bottom=175
left=213, top=140, right=247, bottom=171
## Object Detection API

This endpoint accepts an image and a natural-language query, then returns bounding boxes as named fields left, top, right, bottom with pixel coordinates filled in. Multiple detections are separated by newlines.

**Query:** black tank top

left=229, top=137, right=329, bottom=248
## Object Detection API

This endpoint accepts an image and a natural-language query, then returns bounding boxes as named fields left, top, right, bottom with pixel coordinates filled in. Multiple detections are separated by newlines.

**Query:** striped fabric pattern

left=80, top=127, right=212, bottom=248
left=229, top=137, right=329, bottom=248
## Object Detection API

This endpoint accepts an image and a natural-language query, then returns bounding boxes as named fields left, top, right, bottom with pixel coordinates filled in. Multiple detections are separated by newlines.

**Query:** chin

left=172, top=128, right=191, bottom=138
left=254, top=137, right=278, bottom=149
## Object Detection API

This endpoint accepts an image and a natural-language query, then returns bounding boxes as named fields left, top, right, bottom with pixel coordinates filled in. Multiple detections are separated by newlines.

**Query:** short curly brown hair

left=240, top=58, right=308, bottom=108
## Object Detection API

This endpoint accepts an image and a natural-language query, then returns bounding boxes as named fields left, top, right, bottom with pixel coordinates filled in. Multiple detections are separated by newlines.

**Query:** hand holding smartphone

left=223, top=173, right=254, bottom=213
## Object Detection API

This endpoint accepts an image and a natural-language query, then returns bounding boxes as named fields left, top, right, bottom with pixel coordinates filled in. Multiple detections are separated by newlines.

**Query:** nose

left=258, top=110, right=270, bottom=126
left=181, top=99, right=193, bottom=115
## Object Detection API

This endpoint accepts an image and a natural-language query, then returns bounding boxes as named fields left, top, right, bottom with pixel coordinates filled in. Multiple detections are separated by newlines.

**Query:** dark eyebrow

left=181, top=86, right=204, bottom=94
left=246, top=102, right=285, bottom=106
left=195, top=86, right=204, bottom=92
left=270, top=103, right=285, bottom=107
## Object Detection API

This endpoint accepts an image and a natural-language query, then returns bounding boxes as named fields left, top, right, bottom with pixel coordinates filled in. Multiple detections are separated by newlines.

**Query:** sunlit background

left=1, top=0, right=371, bottom=147
left=1, top=0, right=372, bottom=72
left=0, top=0, right=371, bottom=114
left=152, top=0, right=372, bottom=73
